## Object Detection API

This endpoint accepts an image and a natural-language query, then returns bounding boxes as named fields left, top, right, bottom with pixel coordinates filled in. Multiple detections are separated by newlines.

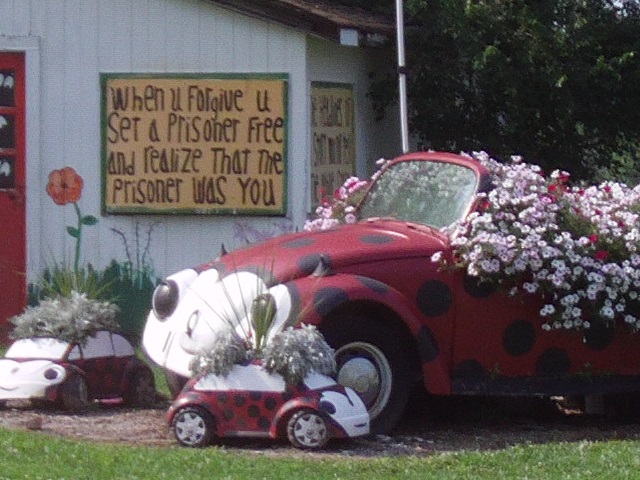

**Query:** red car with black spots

left=143, top=151, right=640, bottom=434
left=168, top=363, right=369, bottom=449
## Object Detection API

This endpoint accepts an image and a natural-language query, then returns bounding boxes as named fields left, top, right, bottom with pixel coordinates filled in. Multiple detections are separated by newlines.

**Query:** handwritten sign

left=310, top=82, right=355, bottom=205
left=101, top=74, right=288, bottom=215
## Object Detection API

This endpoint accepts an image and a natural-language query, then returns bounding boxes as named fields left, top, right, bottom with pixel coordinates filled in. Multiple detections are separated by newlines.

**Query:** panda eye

left=152, top=280, right=179, bottom=319
left=186, top=311, right=199, bottom=337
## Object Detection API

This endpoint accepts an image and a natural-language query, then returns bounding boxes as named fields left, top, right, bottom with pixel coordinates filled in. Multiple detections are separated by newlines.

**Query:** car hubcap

left=292, top=413, right=326, bottom=447
left=175, top=412, right=206, bottom=445
left=335, top=342, right=392, bottom=420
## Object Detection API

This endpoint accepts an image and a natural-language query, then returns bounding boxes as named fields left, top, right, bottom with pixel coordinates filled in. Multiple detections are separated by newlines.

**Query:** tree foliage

left=365, top=0, right=640, bottom=181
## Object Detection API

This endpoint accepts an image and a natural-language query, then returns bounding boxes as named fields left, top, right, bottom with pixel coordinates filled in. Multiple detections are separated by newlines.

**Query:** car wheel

left=59, top=374, right=90, bottom=411
left=164, top=370, right=188, bottom=398
left=286, top=409, right=329, bottom=449
left=323, top=315, right=415, bottom=434
left=125, top=368, right=157, bottom=406
left=172, top=406, right=215, bottom=448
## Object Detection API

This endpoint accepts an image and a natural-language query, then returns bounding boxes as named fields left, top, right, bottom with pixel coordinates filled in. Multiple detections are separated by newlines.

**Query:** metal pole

left=396, top=0, right=410, bottom=153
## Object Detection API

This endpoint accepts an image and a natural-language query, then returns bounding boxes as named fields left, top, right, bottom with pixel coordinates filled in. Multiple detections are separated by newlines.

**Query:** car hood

left=206, top=218, right=450, bottom=285
left=142, top=219, right=450, bottom=377
left=0, top=359, right=66, bottom=398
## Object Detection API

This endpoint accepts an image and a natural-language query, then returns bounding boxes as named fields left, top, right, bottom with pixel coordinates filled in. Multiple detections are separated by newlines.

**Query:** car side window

left=112, top=333, right=134, bottom=357
left=82, top=331, right=115, bottom=359
left=68, top=345, right=81, bottom=360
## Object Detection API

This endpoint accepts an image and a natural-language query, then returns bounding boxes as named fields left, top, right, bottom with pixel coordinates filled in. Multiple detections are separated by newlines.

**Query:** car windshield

left=5, top=338, right=70, bottom=360
left=359, top=160, right=479, bottom=228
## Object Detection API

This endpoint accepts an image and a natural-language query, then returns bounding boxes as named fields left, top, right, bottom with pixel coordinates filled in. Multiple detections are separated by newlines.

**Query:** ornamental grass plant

left=10, top=291, right=120, bottom=344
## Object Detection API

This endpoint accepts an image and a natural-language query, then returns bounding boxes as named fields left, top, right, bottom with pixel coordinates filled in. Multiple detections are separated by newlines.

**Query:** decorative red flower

left=595, top=250, right=609, bottom=261
left=46, top=167, right=84, bottom=205
left=589, top=234, right=599, bottom=243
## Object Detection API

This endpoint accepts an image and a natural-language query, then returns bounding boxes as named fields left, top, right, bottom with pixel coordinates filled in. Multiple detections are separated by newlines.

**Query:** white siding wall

left=1, top=0, right=302, bottom=279
left=307, top=37, right=402, bottom=178
left=0, top=0, right=398, bottom=282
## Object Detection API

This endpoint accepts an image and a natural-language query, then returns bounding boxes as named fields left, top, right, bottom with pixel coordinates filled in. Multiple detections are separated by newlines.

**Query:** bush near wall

left=28, top=260, right=157, bottom=343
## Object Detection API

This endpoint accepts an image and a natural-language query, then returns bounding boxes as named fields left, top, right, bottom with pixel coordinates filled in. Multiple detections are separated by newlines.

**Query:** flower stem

left=73, top=202, right=82, bottom=274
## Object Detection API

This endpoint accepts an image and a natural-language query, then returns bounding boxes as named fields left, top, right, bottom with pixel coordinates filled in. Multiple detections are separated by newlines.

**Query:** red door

left=0, top=52, right=26, bottom=341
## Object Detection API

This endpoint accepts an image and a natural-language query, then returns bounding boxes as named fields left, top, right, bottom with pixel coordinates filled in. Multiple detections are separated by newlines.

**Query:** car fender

left=279, top=273, right=452, bottom=395
left=49, top=363, right=89, bottom=402
left=270, top=396, right=338, bottom=439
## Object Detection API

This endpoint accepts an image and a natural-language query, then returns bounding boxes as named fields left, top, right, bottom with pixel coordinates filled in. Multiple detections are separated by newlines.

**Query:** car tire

left=286, top=409, right=329, bottom=449
left=322, top=315, right=415, bottom=434
left=125, top=368, right=157, bottom=406
left=59, top=374, right=90, bottom=411
left=164, top=370, right=188, bottom=398
left=172, top=406, right=215, bottom=448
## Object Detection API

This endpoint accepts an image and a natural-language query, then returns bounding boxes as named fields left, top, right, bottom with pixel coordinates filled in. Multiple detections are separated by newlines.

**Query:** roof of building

left=212, top=0, right=395, bottom=46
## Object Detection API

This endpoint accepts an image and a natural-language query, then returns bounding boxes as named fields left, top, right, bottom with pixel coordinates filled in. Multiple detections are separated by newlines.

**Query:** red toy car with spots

left=168, top=363, right=369, bottom=449
left=143, top=151, right=640, bottom=434
left=0, top=330, right=156, bottom=409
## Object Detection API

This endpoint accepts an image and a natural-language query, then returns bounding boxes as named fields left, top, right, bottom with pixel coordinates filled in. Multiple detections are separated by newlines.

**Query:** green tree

left=367, top=0, right=640, bottom=181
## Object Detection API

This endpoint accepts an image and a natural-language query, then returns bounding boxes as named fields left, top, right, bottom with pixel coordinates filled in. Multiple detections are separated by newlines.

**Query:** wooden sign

left=310, top=82, right=355, bottom=204
left=101, top=74, right=288, bottom=215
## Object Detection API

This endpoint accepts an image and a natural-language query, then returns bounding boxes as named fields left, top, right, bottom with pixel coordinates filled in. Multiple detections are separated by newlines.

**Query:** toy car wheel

left=323, top=316, right=415, bottom=434
left=125, top=368, right=156, bottom=406
left=286, top=409, right=329, bottom=449
left=172, top=406, right=215, bottom=448
left=59, top=374, right=89, bottom=411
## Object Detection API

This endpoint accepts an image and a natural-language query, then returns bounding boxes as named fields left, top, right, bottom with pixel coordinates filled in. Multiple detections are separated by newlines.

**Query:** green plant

left=107, top=222, right=160, bottom=339
left=262, top=325, right=336, bottom=385
left=189, top=331, right=251, bottom=377
left=100, top=260, right=155, bottom=340
left=9, top=291, right=119, bottom=344
left=32, top=262, right=114, bottom=301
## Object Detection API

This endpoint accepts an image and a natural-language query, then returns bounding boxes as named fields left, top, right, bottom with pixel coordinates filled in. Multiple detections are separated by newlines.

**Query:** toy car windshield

left=5, top=338, right=69, bottom=360
left=359, top=159, right=479, bottom=228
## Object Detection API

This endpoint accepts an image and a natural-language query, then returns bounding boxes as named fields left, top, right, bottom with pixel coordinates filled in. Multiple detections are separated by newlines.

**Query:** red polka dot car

left=168, top=363, right=369, bottom=449
left=0, top=330, right=156, bottom=409
left=143, top=151, right=640, bottom=434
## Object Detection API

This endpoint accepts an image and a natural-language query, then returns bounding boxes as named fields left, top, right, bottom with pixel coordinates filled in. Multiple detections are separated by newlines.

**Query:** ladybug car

left=168, top=362, right=370, bottom=449
left=144, top=151, right=640, bottom=434
left=0, top=330, right=156, bottom=409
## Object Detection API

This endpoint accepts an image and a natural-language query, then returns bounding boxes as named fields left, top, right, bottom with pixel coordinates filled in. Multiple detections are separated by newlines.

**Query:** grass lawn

left=1, top=349, right=638, bottom=479
left=0, top=426, right=639, bottom=480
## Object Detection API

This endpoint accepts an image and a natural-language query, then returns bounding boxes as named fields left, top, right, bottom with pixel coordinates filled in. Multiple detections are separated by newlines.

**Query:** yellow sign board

left=310, top=82, right=355, bottom=204
left=101, top=74, right=288, bottom=215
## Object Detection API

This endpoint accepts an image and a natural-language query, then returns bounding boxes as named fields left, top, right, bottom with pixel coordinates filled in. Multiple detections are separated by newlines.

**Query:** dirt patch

left=1, top=396, right=640, bottom=458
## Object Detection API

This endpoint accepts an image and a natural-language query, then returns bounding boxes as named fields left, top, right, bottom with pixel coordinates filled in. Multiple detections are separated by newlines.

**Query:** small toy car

left=0, top=330, right=156, bottom=409
left=168, top=363, right=370, bottom=449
